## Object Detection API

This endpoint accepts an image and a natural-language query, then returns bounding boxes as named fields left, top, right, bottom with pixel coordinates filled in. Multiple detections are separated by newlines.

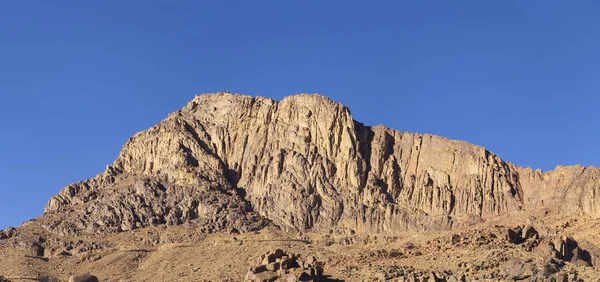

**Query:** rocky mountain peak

left=40, top=93, right=600, bottom=237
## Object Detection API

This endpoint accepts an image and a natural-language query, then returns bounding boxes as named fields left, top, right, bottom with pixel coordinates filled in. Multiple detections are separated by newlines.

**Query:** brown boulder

left=522, top=225, right=539, bottom=240
left=251, top=271, right=278, bottom=282
left=507, top=228, right=523, bottom=244
left=69, top=274, right=99, bottom=282
left=575, top=259, right=592, bottom=267
left=504, top=260, right=534, bottom=280
left=274, top=249, right=285, bottom=259
left=17, top=240, right=44, bottom=257
left=534, top=243, right=557, bottom=258
left=552, top=239, right=564, bottom=259
left=446, top=275, right=466, bottom=282
left=281, top=258, right=295, bottom=270
left=266, top=262, right=280, bottom=272
left=262, top=253, right=277, bottom=265
left=247, top=250, right=326, bottom=282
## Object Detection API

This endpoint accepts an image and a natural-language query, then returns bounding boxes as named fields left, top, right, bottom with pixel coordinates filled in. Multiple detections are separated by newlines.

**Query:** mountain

left=43, top=93, right=600, bottom=236
left=1, top=93, right=599, bottom=281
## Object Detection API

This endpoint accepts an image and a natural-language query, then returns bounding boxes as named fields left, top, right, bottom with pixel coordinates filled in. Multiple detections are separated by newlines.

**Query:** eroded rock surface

left=41, top=93, right=600, bottom=236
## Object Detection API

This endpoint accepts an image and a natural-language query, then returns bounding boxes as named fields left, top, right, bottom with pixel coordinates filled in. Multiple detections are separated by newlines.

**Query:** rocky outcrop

left=42, top=93, right=600, bottom=236
left=43, top=167, right=266, bottom=235
left=245, top=249, right=325, bottom=282
left=517, top=165, right=600, bottom=216
left=0, top=227, right=17, bottom=240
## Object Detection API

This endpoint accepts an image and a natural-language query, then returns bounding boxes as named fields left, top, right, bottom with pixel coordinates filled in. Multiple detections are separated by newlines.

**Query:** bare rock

left=504, top=260, right=534, bottom=280
left=536, top=258, right=562, bottom=278
left=16, top=239, right=44, bottom=257
left=0, top=227, right=17, bottom=240
left=265, top=262, right=279, bottom=272
left=35, top=93, right=600, bottom=236
left=246, top=249, right=326, bottom=282
left=507, top=228, right=523, bottom=244
left=446, top=274, right=466, bottom=282
left=535, top=243, right=560, bottom=259
left=501, top=257, right=564, bottom=281
left=274, top=249, right=285, bottom=259
left=68, top=273, right=99, bottom=282
left=522, top=225, right=539, bottom=240
left=251, top=271, right=278, bottom=282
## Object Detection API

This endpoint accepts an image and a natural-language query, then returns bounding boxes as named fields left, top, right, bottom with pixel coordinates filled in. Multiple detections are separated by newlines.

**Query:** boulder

left=446, top=274, right=466, bottom=282
left=266, top=262, right=280, bottom=271
left=570, top=247, right=581, bottom=263
left=522, top=225, right=539, bottom=240
left=431, top=271, right=445, bottom=282
left=246, top=249, right=326, bottom=282
left=551, top=240, right=564, bottom=259
left=535, top=243, right=553, bottom=256
left=262, top=253, right=276, bottom=265
left=563, top=236, right=577, bottom=247
left=575, top=259, right=592, bottom=267
left=297, top=270, right=313, bottom=281
left=572, top=248, right=592, bottom=267
left=502, top=257, right=563, bottom=281
left=536, top=257, right=561, bottom=278
left=4, top=227, right=16, bottom=237
left=507, top=228, right=523, bottom=244
left=274, top=249, right=284, bottom=259
left=251, top=271, right=278, bottom=282
left=281, top=258, right=295, bottom=270
left=17, top=240, right=44, bottom=257
left=69, top=273, right=99, bottom=282
left=503, top=260, right=535, bottom=280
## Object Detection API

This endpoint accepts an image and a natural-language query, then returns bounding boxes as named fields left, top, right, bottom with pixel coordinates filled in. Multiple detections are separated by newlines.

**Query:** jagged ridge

left=43, top=93, right=600, bottom=235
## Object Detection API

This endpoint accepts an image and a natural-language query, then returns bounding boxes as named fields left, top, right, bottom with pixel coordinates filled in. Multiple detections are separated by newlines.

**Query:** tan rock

left=534, top=243, right=557, bottom=258
left=251, top=271, right=278, bottom=282
left=39, top=93, right=600, bottom=236
left=522, top=225, right=538, bottom=240
left=68, top=273, right=99, bottom=282
left=266, top=262, right=280, bottom=271
left=263, top=253, right=276, bottom=265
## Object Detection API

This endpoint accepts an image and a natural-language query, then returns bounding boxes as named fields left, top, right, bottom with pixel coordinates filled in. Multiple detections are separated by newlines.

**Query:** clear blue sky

left=1, top=1, right=599, bottom=229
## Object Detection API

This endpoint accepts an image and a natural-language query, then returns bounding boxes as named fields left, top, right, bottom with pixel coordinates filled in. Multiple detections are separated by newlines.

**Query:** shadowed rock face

left=42, top=93, right=600, bottom=235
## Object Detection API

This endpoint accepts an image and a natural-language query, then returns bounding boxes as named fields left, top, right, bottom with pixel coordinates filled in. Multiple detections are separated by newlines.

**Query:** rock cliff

left=42, top=93, right=600, bottom=235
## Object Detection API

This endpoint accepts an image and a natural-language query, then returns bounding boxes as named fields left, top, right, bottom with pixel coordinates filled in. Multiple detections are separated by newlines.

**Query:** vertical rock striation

left=42, top=93, right=600, bottom=235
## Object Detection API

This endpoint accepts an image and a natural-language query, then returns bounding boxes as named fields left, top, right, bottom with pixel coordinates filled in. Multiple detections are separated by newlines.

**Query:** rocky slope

left=42, top=93, right=600, bottom=237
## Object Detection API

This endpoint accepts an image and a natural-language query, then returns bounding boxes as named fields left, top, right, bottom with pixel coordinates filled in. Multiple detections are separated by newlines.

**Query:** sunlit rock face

left=43, top=93, right=600, bottom=235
